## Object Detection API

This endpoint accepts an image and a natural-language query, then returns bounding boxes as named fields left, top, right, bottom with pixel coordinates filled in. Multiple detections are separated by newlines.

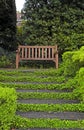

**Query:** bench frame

left=16, top=45, right=58, bottom=69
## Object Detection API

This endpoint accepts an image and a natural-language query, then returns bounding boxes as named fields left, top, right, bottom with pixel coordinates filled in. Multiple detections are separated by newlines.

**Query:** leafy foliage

left=0, top=87, right=17, bottom=129
left=17, top=103, right=84, bottom=112
left=0, top=82, right=68, bottom=90
left=62, top=46, right=84, bottom=77
left=20, top=0, right=84, bottom=54
left=60, top=46, right=84, bottom=102
left=0, top=74, right=65, bottom=83
left=0, top=56, right=10, bottom=68
left=17, top=92, right=73, bottom=100
left=73, top=67, right=84, bottom=102
left=12, top=116, right=84, bottom=128
left=0, top=47, right=16, bottom=68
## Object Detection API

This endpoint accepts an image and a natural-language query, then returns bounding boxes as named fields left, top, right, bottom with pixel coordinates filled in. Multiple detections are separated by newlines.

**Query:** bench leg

left=55, top=53, right=58, bottom=69
left=16, top=51, right=19, bottom=69
left=16, top=59, right=19, bottom=69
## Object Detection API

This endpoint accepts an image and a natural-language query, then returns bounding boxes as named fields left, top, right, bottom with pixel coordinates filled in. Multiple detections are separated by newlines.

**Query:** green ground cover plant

left=0, top=67, right=64, bottom=79
left=0, top=87, right=17, bottom=130
left=34, top=68, right=63, bottom=76
left=17, top=103, right=84, bottom=112
left=0, top=74, right=65, bottom=83
left=0, top=68, right=60, bottom=76
left=0, top=82, right=73, bottom=90
left=0, top=70, right=34, bottom=76
left=12, top=116, right=84, bottom=129
left=17, top=92, right=74, bottom=100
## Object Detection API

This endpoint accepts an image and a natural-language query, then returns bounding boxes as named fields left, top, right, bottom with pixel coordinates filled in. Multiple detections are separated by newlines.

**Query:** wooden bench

left=16, top=45, right=58, bottom=69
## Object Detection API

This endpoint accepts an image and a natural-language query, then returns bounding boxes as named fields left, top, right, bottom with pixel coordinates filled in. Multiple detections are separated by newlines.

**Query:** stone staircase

left=1, top=69, right=83, bottom=130
left=13, top=70, right=84, bottom=130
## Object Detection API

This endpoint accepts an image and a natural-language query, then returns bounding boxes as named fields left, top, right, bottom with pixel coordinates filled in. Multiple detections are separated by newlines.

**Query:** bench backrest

left=16, top=45, right=58, bottom=68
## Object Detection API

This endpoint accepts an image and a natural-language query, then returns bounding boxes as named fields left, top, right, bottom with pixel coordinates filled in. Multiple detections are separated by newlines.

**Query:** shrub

left=0, top=50, right=16, bottom=68
left=73, top=67, right=84, bottom=102
left=77, top=67, right=84, bottom=86
left=0, top=55, right=10, bottom=68
left=0, top=47, right=11, bottom=67
left=62, top=51, right=79, bottom=77
left=0, top=47, right=5, bottom=56
left=0, top=87, right=17, bottom=130
left=62, top=46, right=84, bottom=77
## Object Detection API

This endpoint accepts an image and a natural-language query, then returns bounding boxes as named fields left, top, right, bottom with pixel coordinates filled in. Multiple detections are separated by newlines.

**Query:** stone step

left=18, top=70, right=35, bottom=73
left=16, top=111, right=84, bottom=120
left=4, top=82, right=60, bottom=84
left=16, top=89, right=71, bottom=93
left=17, top=99, right=79, bottom=104
left=15, top=128, right=82, bottom=130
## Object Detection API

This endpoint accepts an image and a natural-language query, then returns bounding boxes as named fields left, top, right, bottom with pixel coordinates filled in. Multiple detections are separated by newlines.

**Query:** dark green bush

left=0, top=47, right=5, bottom=56
left=0, top=55, right=10, bottom=67
left=0, top=51, right=16, bottom=68
left=0, top=47, right=11, bottom=68
left=0, top=87, right=17, bottom=130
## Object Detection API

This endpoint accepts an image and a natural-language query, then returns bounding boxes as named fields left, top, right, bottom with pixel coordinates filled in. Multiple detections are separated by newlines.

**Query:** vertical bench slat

left=32, top=48, right=34, bottom=58
left=45, top=48, right=47, bottom=58
left=42, top=48, right=43, bottom=59
left=29, top=48, right=30, bottom=58
left=48, top=48, right=50, bottom=59
left=52, top=47, right=54, bottom=59
left=35, top=48, right=37, bottom=58
left=22, top=47, right=24, bottom=58
left=25, top=47, right=27, bottom=58
left=27, top=48, right=28, bottom=58
left=44, top=48, right=45, bottom=58
left=50, top=48, right=52, bottom=58
left=38, top=48, right=40, bottom=58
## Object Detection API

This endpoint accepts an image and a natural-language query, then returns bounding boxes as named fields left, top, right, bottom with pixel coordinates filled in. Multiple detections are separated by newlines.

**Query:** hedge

left=62, top=46, right=84, bottom=77
left=0, top=87, right=17, bottom=130
left=73, top=67, right=84, bottom=102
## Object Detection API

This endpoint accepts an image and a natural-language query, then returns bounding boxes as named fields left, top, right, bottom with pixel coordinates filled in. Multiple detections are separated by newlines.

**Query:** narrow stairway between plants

left=0, top=69, right=84, bottom=130
left=14, top=69, right=84, bottom=130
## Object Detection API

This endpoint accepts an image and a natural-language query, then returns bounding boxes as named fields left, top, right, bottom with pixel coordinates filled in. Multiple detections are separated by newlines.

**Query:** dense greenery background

left=19, top=0, right=84, bottom=54
left=0, top=0, right=17, bottom=51
left=0, top=0, right=84, bottom=53
left=0, top=0, right=84, bottom=67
